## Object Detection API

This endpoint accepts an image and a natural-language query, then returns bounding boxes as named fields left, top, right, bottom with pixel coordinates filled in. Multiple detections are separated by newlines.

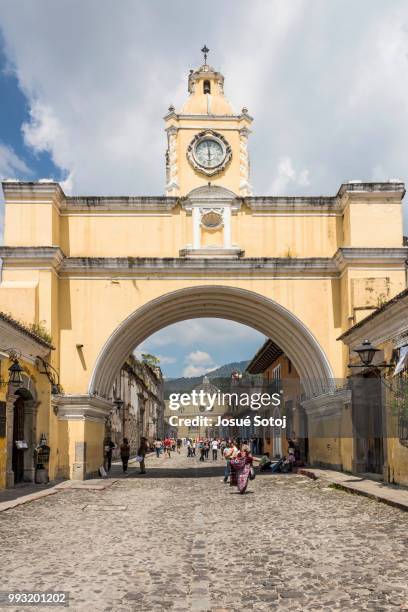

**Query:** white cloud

left=157, top=355, right=177, bottom=365
left=182, top=350, right=218, bottom=378
left=185, top=350, right=214, bottom=366
left=269, top=156, right=310, bottom=194
left=0, top=142, right=31, bottom=179
left=183, top=364, right=218, bottom=378
left=138, top=319, right=262, bottom=349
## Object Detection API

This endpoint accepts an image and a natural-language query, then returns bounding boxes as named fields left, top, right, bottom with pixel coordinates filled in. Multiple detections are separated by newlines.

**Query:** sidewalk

left=299, top=467, right=408, bottom=512
left=0, top=454, right=151, bottom=512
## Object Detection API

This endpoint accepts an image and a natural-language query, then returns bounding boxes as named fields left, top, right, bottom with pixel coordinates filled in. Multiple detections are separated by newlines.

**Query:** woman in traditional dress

left=230, top=444, right=257, bottom=494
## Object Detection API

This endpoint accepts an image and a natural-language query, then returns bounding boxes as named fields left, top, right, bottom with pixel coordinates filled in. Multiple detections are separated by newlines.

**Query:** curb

left=0, top=478, right=118, bottom=512
left=303, top=468, right=408, bottom=513
left=296, top=469, right=317, bottom=480
left=0, top=486, right=61, bottom=512
left=327, top=481, right=408, bottom=513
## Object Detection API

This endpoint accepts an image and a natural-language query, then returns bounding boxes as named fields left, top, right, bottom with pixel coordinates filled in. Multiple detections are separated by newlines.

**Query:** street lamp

left=0, top=349, right=24, bottom=387
left=7, top=359, right=24, bottom=385
left=349, top=339, right=395, bottom=392
left=352, top=340, right=381, bottom=367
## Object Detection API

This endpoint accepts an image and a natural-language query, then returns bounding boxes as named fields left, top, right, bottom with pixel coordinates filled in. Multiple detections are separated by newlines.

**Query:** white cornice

left=52, top=394, right=113, bottom=422
left=164, top=113, right=253, bottom=122
left=0, top=247, right=406, bottom=279
left=334, top=247, right=408, bottom=271
left=3, top=181, right=404, bottom=214
left=0, top=247, right=65, bottom=271
left=302, top=389, right=352, bottom=417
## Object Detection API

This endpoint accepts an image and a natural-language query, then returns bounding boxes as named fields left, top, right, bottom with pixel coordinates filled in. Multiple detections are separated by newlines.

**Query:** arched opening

left=203, top=79, right=211, bottom=94
left=89, top=286, right=334, bottom=401
left=11, top=383, right=37, bottom=484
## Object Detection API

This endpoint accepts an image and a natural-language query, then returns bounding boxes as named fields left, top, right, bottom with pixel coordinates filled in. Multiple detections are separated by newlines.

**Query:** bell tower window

left=203, top=80, right=211, bottom=94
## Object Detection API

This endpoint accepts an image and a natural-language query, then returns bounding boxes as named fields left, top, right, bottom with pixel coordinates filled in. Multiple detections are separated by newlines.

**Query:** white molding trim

left=302, top=389, right=352, bottom=418
left=53, top=394, right=113, bottom=422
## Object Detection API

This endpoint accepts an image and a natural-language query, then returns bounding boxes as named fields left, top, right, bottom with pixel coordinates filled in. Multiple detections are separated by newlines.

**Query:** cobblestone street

left=1, top=452, right=408, bottom=611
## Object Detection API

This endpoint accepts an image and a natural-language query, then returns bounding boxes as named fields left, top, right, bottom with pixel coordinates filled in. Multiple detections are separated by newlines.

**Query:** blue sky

left=136, top=319, right=265, bottom=379
left=0, top=35, right=62, bottom=180
left=1, top=0, right=407, bottom=376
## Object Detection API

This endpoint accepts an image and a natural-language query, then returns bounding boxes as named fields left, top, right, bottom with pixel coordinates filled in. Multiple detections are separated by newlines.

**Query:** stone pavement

left=1, top=452, right=408, bottom=611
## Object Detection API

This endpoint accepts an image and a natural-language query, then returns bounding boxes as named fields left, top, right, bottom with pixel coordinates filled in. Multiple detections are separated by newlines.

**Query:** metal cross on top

left=201, top=45, right=209, bottom=65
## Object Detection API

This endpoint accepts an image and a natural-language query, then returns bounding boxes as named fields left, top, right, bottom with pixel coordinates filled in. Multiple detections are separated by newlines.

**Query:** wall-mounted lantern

left=0, top=349, right=24, bottom=387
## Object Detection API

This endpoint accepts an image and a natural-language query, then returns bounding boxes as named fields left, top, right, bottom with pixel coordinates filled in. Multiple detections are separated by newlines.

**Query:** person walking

left=103, top=436, right=115, bottom=472
left=154, top=438, right=162, bottom=458
left=204, top=439, right=210, bottom=460
left=211, top=439, right=219, bottom=460
left=222, top=440, right=233, bottom=483
left=120, top=437, right=130, bottom=473
left=164, top=437, right=172, bottom=458
left=176, top=438, right=182, bottom=454
left=192, top=440, right=196, bottom=456
left=199, top=440, right=205, bottom=462
left=186, top=439, right=192, bottom=457
left=137, top=437, right=148, bottom=474
left=230, top=444, right=258, bottom=494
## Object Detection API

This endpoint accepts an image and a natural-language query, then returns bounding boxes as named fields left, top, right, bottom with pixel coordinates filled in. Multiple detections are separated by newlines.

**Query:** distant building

left=164, top=376, right=225, bottom=439
left=108, top=355, right=164, bottom=457
left=246, top=340, right=308, bottom=461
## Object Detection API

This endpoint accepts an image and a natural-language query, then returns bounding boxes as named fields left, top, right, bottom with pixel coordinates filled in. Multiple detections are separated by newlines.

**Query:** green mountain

left=163, top=360, right=250, bottom=398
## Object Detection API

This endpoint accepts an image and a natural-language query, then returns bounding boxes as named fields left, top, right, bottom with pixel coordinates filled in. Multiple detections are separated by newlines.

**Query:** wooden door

left=12, top=398, right=25, bottom=483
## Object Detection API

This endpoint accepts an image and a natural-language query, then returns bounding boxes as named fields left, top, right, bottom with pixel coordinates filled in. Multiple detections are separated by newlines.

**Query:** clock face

left=195, top=138, right=225, bottom=169
left=187, top=130, right=232, bottom=176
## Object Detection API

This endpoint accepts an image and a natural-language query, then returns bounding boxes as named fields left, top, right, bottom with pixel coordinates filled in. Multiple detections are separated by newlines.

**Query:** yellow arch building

left=0, top=56, right=406, bottom=481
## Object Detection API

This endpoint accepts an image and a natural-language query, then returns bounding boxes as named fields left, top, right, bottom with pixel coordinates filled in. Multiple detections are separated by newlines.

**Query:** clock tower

left=164, top=48, right=252, bottom=198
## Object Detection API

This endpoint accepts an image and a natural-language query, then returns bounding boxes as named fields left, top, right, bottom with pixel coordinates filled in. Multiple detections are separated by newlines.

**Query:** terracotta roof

left=0, top=312, right=54, bottom=349
left=246, top=339, right=283, bottom=374
left=338, top=286, right=408, bottom=341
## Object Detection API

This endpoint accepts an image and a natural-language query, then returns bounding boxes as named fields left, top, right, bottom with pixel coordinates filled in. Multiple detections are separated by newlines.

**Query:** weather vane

left=201, top=45, right=209, bottom=65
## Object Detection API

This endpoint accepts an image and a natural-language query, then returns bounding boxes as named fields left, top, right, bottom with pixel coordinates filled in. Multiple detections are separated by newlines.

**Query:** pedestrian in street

left=120, top=437, right=130, bottom=473
left=192, top=440, right=196, bottom=456
left=199, top=441, right=205, bottom=462
left=154, top=438, right=162, bottom=458
left=211, top=439, right=219, bottom=460
left=176, top=438, right=182, bottom=454
left=230, top=444, right=258, bottom=494
left=186, top=439, right=192, bottom=457
left=137, top=437, right=148, bottom=474
left=164, top=437, right=172, bottom=458
left=103, top=436, right=116, bottom=472
left=204, top=439, right=210, bottom=459
left=222, top=440, right=233, bottom=483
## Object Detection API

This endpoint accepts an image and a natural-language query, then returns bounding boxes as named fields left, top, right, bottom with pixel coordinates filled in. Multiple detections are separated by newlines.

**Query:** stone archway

left=89, top=285, right=334, bottom=400
left=6, top=382, right=38, bottom=487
